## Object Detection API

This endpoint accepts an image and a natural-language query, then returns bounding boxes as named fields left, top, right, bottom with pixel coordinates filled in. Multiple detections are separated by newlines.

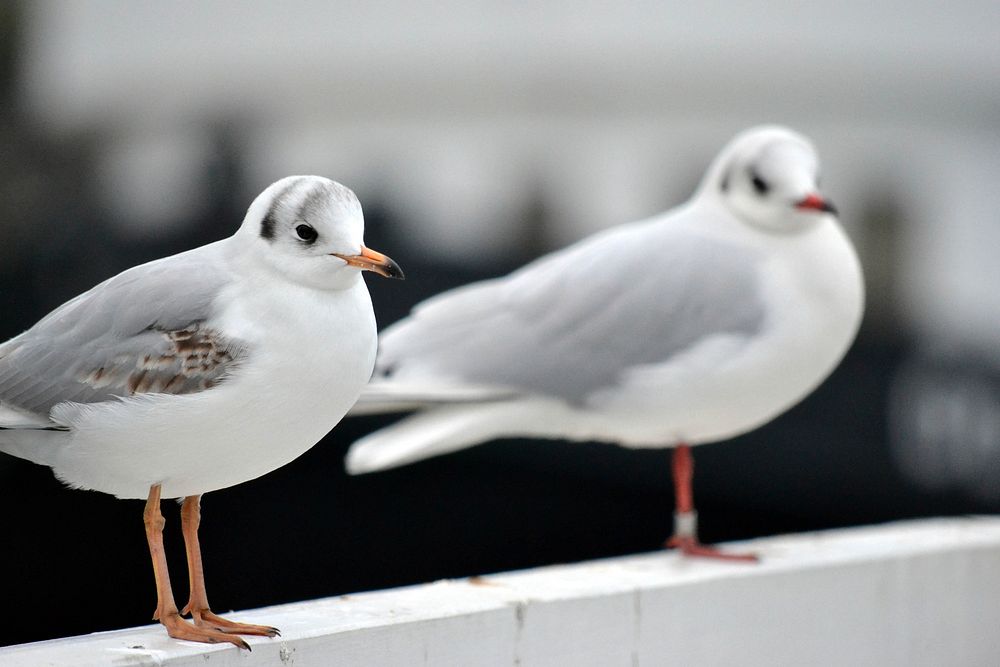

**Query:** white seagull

left=346, top=126, right=864, bottom=560
left=0, top=176, right=402, bottom=648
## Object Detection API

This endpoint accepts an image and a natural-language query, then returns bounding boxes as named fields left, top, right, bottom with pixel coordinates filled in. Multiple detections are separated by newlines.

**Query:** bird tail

left=348, top=381, right=518, bottom=416
left=0, top=427, right=65, bottom=467
left=0, top=403, right=66, bottom=465
left=345, top=398, right=555, bottom=474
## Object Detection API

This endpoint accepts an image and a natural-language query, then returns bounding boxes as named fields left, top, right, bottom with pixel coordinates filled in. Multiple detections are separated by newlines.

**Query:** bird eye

left=749, top=170, right=769, bottom=196
left=295, top=224, right=318, bottom=243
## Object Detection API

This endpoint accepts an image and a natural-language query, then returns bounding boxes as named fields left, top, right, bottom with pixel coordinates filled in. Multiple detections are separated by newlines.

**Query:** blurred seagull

left=0, top=176, right=402, bottom=648
left=346, top=126, right=863, bottom=561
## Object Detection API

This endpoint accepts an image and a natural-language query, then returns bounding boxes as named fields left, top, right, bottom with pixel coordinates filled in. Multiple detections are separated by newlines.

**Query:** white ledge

left=4, top=517, right=1000, bottom=666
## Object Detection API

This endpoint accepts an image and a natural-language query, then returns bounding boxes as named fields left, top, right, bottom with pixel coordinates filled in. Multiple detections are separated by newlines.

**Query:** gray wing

left=376, top=215, right=765, bottom=404
left=0, top=244, right=246, bottom=425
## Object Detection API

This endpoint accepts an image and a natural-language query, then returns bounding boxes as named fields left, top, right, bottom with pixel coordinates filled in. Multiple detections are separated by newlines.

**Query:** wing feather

left=0, top=243, right=247, bottom=427
left=376, top=212, right=766, bottom=404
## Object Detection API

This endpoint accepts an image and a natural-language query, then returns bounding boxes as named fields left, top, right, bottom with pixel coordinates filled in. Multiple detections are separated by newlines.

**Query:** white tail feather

left=0, top=428, right=64, bottom=466
left=0, top=404, right=53, bottom=429
left=349, top=381, right=517, bottom=416
left=345, top=398, right=570, bottom=474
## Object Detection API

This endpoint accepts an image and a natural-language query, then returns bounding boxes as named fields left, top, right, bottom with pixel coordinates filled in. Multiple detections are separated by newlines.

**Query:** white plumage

left=345, top=126, right=863, bottom=560
left=0, top=175, right=400, bottom=499
left=0, top=175, right=403, bottom=647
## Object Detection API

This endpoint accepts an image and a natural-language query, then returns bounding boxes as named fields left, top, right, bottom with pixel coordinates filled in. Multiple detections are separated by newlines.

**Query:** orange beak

left=331, top=246, right=404, bottom=279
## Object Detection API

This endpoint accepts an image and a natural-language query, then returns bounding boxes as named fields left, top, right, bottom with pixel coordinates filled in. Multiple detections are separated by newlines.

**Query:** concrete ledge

left=3, top=517, right=1000, bottom=666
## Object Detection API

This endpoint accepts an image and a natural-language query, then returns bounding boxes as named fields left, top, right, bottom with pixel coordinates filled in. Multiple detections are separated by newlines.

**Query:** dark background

left=2, top=1, right=999, bottom=647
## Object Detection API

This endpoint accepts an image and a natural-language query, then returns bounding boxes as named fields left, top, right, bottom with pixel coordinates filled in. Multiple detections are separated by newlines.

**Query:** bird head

left=237, top=176, right=403, bottom=290
left=702, top=126, right=837, bottom=234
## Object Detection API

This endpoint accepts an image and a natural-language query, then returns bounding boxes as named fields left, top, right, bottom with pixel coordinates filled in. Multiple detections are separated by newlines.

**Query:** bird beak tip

left=796, top=193, right=837, bottom=216
left=382, top=259, right=405, bottom=280
left=332, top=246, right=404, bottom=280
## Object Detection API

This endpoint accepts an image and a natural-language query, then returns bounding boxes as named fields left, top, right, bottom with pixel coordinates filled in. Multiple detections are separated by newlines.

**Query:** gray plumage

left=0, top=243, right=246, bottom=425
left=376, top=216, right=766, bottom=405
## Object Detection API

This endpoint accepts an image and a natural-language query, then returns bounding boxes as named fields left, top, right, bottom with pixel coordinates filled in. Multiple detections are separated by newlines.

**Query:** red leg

left=143, top=485, right=251, bottom=649
left=664, top=445, right=758, bottom=562
left=180, top=495, right=280, bottom=638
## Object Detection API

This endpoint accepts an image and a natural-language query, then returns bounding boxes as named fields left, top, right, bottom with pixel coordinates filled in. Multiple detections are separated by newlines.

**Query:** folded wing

left=0, top=247, right=247, bottom=430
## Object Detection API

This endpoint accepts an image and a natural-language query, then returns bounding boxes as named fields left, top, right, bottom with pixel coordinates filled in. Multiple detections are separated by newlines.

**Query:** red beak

left=795, top=193, right=838, bottom=216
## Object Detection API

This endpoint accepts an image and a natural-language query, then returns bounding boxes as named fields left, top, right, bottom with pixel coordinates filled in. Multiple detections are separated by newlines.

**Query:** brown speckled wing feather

left=76, top=324, right=242, bottom=396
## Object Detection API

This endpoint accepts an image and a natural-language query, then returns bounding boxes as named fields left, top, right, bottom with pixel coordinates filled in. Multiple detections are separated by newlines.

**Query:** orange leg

left=664, top=445, right=758, bottom=562
left=143, top=485, right=250, bottom=649
left=180, top=495, right=280, bottom=638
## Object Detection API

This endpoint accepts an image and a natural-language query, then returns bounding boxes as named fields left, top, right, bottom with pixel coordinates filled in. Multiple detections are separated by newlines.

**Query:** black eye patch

left=295, top=224, right=318, bottom=244
left=749, top=168, right=769, bottom=195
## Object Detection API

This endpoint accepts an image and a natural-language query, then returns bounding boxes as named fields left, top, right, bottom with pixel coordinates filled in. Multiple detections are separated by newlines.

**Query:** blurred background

left=1, top=0, right=999, bottom=647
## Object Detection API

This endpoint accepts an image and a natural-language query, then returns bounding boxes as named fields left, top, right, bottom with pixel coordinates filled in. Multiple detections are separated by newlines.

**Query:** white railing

left=3, top=517, right=999, bottom=666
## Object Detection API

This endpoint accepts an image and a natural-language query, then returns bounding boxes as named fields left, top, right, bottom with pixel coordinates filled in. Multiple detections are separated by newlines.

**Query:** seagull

left=0, top=176, right=403, bottom=648
left=346, top=126, right=864, bottom=561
